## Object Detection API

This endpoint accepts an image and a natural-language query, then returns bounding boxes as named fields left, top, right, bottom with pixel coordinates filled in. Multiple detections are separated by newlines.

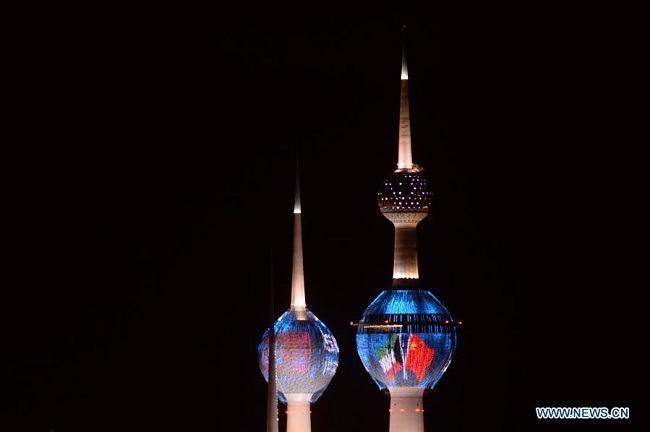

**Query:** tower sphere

left=258, top=308, right=339, bottom=403
left=355, top=289, right=456, bottom=392
left=378, top=167, right=432, bottom=225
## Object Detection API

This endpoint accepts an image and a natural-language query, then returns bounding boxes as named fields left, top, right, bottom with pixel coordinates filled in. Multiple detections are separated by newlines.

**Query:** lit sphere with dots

left=377, top=167, right=431, bottom=224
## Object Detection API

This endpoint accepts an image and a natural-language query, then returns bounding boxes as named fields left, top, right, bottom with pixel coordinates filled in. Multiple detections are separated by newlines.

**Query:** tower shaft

left=393, top=223, right=420, bottom=279
left=286, top=393, right=312, bottom=432
left=389, top=387, right=425, bottom=432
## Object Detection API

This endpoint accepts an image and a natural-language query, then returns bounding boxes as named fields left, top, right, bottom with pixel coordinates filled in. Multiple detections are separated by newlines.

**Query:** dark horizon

left=5, top=6, right=645, bottom=431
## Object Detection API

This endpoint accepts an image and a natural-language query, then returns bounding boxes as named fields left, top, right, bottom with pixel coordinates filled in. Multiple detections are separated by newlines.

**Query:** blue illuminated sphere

left=355, top=289, right=456, bottom=391
left=258, top=309, right=339, bottom=403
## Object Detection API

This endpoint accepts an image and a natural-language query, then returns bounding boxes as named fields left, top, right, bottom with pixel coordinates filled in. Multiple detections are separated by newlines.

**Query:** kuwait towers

left=354, top=27, right=458, bottom=432
left=258, top=162, right=339, bottom=432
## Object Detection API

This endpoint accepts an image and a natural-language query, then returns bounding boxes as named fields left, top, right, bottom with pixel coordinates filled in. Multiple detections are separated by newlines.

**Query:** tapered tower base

left=388, top=387, right=425, bottom=432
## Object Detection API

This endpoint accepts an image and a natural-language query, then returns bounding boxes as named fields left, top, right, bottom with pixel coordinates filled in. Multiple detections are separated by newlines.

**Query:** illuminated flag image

left=356, top=289, right=456, bottom=391
left=371, top=332, right=437, bottom=386
left=404, top=333, right=435, bottom=383
left=376, top=334, right=404, bottom=382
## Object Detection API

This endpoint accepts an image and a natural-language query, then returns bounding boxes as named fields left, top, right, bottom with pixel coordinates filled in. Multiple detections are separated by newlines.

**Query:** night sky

left=4, top=5, right=646, bottom=432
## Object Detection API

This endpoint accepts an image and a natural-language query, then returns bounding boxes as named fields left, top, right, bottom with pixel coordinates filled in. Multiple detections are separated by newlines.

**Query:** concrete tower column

left=286, top=393, right=312, bottom=432
left=393, top=222, right=420, bottom=279
left=388, top=387, right=426, bottom=432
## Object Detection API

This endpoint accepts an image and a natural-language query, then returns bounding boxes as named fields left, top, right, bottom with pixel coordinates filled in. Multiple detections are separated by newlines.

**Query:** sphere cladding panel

left=355, top=290, right=457, bottom=391
left=377, top=170, right=432, bottom=214
left=258, top=309, right=339, bottom=403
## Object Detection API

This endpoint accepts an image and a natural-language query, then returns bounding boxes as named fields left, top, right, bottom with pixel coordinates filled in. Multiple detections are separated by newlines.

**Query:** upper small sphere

left=377, top=167, right=431, bottom=223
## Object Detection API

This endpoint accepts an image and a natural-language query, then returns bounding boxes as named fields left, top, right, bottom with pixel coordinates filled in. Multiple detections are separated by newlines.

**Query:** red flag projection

left=376, top=334, right=403, bottom=381
left=405, top=333, right=435, bottom=382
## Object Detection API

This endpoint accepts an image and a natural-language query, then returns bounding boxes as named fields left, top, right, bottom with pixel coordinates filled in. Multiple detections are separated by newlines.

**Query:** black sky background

left=4, top=4, right=647, bottom=432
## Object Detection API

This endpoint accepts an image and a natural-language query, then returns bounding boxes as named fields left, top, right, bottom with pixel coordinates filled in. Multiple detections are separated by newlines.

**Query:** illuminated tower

left=353, top=27, right=458, bottom=432
left=258, top=163, right=339, bottom=432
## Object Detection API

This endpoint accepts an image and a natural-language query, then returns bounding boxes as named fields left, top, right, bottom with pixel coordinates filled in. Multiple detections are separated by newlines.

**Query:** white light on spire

left=401, top=60, right=408, bottom=80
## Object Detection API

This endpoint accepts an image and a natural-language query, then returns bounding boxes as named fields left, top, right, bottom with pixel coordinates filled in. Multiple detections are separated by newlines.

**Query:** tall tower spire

left=258, top=155, right=339, bottom=432
left=397, top=25, right=413, bottom=170
left=378, top=24, right=431, bottom=282
left=354, top=26, right=458, bottom=432
left=290, top=159, right=306, bottom=312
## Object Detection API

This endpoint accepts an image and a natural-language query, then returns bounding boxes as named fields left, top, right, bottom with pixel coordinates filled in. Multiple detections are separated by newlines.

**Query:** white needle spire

left=397, top=25, right=413, bottom=170
left=290, top=159, right=306, bottom=311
